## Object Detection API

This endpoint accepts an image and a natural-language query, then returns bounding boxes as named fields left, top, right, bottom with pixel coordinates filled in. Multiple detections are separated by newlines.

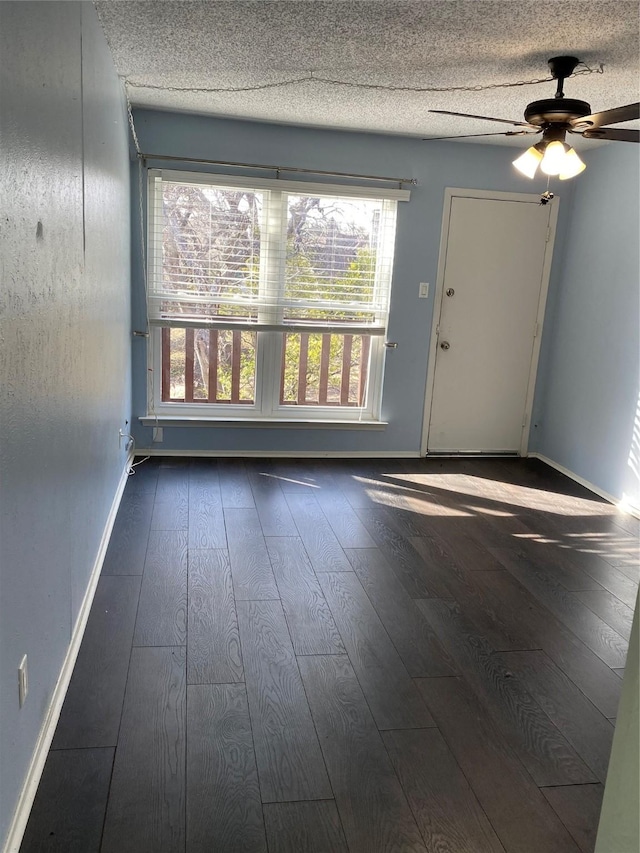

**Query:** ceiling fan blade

left=429, top=109, right=535, bottom=128
left=582, top=127, right=640, bottom=143
left=422, top=130, right=537, bottom=141
left=570, top=102, right=640, bottom=129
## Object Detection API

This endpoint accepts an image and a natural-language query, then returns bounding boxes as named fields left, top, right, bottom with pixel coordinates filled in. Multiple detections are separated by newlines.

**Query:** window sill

left=139, top=415, right=388, bottom=430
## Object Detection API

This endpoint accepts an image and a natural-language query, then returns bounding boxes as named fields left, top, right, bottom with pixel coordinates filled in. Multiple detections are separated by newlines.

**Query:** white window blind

left=147, top=170, right=407, bottom=335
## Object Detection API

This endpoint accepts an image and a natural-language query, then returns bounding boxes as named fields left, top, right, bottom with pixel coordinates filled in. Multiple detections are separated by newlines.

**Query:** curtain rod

left=137, top=152, right=418, bottom=187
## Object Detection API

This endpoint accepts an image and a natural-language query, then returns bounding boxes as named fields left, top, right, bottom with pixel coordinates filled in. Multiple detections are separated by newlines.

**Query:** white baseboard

left=138, top=448, right=421, bottom=458
left=2, top=452, right=133, bottom=853
left=528, top=452, right=640, bottom=518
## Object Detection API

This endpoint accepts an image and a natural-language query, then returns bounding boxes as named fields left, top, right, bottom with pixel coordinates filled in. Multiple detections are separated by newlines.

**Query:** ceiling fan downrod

left=524, top=59, right=591, bottom=128
left=547, top=55, right=581, bottom=99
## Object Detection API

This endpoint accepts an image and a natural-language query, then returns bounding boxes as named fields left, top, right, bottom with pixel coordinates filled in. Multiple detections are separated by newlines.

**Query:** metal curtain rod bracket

left=137, top=152, right=418, bottom=187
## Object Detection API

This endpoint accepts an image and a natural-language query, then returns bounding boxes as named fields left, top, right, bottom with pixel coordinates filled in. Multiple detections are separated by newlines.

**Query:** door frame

left=420, top=187, right=560, bottom=457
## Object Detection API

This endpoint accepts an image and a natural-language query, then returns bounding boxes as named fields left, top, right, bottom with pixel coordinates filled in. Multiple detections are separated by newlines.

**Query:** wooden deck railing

left=162, top=327, right=253, bottom=404
left=161, top=327, right=371, bottom=406
left=279, top=332, right=370, bottom=406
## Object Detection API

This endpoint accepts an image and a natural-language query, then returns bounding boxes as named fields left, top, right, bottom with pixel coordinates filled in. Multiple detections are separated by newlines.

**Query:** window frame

left=146, top=169, right=409, bottom=422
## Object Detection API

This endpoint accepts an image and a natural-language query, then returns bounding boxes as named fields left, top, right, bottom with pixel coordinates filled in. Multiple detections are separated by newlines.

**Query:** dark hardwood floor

left=21, top=456, right=639, bottom=853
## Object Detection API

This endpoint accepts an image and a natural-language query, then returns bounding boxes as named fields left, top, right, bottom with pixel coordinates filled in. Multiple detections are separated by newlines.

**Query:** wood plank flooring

left=21, top=456, right=638, bottom=852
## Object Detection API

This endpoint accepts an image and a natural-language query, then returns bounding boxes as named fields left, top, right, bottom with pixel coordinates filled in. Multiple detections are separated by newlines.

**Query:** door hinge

left=533, top=321, right=539, bottom=338
left=545, top=226, right=551, bottom=243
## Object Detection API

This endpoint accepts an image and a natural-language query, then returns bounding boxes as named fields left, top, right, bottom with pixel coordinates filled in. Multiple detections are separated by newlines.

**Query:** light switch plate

left=419, top=282, right=429, bottom=298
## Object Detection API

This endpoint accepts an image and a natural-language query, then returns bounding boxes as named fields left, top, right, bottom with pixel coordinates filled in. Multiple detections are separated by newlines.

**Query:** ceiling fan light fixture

left=559, top=147, right=586, bottom=179
left=512, top=144, right=544, bottom=178
left=540, top=140, right=569, bottom=175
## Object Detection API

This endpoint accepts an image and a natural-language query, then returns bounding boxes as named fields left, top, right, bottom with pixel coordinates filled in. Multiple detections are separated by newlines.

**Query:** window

left=146, top=169, right=408, bottom=421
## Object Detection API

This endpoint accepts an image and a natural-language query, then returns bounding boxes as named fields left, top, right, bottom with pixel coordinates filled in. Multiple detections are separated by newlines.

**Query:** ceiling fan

left=427, top=56, right=639, bottom=180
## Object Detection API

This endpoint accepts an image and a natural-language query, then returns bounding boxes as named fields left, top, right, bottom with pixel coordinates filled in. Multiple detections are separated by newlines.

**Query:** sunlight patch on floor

left=260, top=473, right=320, bottom=488
left=464, top=505, right=514, bottom=518
left=386, top=473, right=613, bottom=516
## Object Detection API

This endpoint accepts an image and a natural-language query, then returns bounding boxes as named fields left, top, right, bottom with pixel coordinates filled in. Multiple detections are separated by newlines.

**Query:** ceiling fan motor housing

left=524, top=98, right=592, bottom=127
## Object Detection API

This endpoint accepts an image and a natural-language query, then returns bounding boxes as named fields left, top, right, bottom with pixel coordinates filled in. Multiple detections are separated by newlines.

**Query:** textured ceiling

left=96, top=1, right=640, bottom=145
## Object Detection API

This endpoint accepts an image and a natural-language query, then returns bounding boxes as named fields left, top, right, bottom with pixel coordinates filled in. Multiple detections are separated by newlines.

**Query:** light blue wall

left=0, top=2, right=131, bottom=845
left=533, top=143, right=640, bottom=507
left=130, top=109, right=574, bottom=455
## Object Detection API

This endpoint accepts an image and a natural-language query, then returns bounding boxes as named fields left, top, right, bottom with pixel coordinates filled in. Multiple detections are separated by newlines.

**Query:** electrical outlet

left=153, top=427, right=163, bottom=443
left=419, top=282, right=429, bottom=298
left=18, top=655, right=28, bottom=707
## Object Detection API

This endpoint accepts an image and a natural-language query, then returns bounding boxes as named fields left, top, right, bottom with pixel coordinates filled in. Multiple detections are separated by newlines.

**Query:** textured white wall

left=0, top=3, right=131, bottom=845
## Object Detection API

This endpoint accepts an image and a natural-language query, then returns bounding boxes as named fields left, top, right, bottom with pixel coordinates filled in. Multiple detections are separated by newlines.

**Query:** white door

left=426, top=193, right=556, bottom=454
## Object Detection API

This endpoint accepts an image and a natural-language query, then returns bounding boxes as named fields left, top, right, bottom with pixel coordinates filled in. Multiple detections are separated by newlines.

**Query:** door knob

left=440, top=341, right=450, bottom=350
left=446, top=288, right=455, bottom=297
